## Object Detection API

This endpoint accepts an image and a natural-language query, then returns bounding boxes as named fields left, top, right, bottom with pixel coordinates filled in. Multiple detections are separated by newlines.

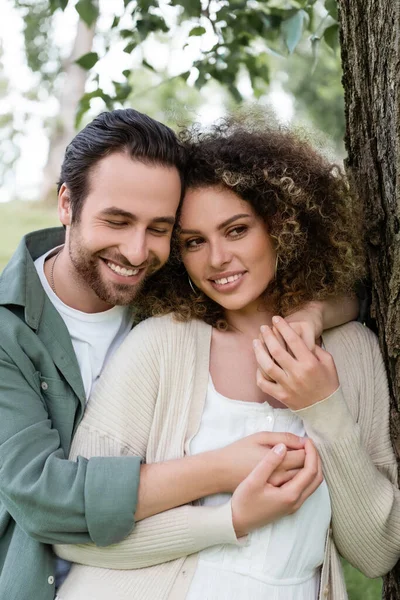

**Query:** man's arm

left=0, top=349, right=140, bottom=548
left=135, top=432, right=305, bottom=520
left=283, top=296, right=358, bottom=350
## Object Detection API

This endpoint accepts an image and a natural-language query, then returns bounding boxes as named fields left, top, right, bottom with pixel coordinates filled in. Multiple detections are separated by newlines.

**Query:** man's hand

left=214, top=431, right=306, bottom=492
left=254, top=316, right=339, bottom=410
left=231, top=439, right=322, bottom=537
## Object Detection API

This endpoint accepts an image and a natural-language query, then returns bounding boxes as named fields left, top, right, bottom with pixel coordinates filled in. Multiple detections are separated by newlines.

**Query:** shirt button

left=48, top=576, right=54, bottom=585
left=41, top=381, right=49, bottom=391
left=323, top=585, right=329, bottom=597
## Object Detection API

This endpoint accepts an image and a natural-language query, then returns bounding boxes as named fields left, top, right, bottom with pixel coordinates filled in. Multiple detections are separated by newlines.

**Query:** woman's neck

left=225, top=302, right=274, bottom=339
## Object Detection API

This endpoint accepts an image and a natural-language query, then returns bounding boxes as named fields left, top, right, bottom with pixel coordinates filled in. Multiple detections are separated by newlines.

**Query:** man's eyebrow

left=150, top=216, right=176, bottom=225
left=99, top=207, right=135, bottom=219
left=99, top=207, right=175, bottom=225
left=179, top=213, right=251, bottom=235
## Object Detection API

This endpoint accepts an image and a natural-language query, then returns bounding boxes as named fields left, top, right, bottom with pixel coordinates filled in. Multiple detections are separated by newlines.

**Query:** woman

left=55, top=120, right=398, bottom=600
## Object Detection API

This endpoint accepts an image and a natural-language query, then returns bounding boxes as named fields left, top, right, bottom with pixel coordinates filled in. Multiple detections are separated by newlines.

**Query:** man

left=0, top=108, right=356, bottom=600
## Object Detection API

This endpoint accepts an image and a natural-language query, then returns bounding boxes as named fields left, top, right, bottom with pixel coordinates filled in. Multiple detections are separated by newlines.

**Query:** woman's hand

left=253, top=316, right=339, bottom=410
left=231, top=439, right=322, bottom=537
left=282, top=302, right=324, bottom=352
left=215, top=431, right=306, bottom=491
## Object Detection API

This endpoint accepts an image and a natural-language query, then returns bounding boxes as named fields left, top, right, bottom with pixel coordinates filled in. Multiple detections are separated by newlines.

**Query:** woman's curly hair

left=135, top=116, right=365, bottom=328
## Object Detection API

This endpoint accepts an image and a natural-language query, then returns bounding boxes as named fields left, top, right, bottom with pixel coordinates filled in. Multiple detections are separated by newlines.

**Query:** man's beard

left=68, top=229, right=162, bottom=307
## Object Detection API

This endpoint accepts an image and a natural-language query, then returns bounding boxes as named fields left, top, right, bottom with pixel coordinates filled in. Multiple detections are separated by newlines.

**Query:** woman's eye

left=228, top=225, right=247, bottom=237
left=184, top=238, right=203, bottom=250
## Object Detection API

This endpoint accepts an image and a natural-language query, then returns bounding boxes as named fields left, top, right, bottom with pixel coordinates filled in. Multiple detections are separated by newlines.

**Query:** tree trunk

left=337, top=0, right=400, bottom=597
left=40, top=14, right=97, bottom=205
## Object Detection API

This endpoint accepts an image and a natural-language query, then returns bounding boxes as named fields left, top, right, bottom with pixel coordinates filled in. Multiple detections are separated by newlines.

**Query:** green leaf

left=49, top=0, right=68, bottom=11
left=122, top=69, right=131, bottom=78
left=75, top=89, right=112, bottom=127
left=281, top=10, right=307, bottom=54
left=189, top=26, right=206, bottom=37
left=75, top=0, right=99, bottom=28
left=325, top=0, right=338, bottom=20
left=75, top=51, right=99, bottom=70
left=170, top=0, right=201, bottom=19
left=123, top=42, right=136, bottom=54
left=111, top=16, right=120, bottom=28
left=113, top=81, right=133, bottom=101
left=323, top=23, right=339, bottom=51
left=142, top=59, right=156, bottom=71
left=310, top=35, right=320, bottom=72
left=228, top=84, right=242, bottom=104
left=120, top=29, right=134, bottom=39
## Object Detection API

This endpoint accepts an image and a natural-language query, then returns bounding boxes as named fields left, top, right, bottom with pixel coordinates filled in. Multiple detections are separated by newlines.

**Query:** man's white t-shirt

left=35, top=247, right=134, bottom=400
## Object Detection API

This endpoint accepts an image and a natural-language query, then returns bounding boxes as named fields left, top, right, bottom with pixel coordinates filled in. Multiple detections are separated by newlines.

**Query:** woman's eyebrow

left=179, top=213, right=251, bottom=235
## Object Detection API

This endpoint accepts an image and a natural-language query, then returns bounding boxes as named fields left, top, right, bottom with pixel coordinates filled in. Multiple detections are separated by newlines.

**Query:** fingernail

left=272, top=316, right=280, bottom=324
left=252, top=339, right=259, bottom=348
left=260, top=325, right=268, bottom=333
left=273, top=443, right=286, bottom=456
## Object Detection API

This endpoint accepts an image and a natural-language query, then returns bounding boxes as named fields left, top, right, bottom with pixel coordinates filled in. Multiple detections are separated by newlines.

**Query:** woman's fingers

left=281, top=449, right=305, bottom=470
left=269, top=468, right=302, bottom=487
left=245, top=444, right=287, bottom=488
left=254, top=431, right=305, bottom=450
left=253, top=339, right=286, bottom=384
left=259, top=325, right=296, bottom=372
left=270, top=316, right=312, bottom=362
left=279, top=439, right=322, bottom=506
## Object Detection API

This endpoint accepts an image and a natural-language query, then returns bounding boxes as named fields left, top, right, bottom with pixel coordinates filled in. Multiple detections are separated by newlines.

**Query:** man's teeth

left=214, top=273, right=243, bottom=285
left=107, top=261, right=139, bottom=277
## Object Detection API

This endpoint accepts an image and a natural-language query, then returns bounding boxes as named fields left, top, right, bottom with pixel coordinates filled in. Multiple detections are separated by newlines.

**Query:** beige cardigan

left=56, top=317, right=399, bottom=600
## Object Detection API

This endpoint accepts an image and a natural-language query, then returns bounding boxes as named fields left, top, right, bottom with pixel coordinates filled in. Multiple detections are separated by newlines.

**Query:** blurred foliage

left=14, top=0, right=62, bottom=92
left=279, top=34, right=345, bottom=154
left=44, top=0, right=341, bottom=122
left=3, top=0, right=347, bottom=190
left=0, top=45, right=22, bottom=187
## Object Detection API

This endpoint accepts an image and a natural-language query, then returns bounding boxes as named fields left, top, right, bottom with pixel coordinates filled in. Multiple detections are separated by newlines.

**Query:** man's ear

left=58, top=184, right=72, bottom=226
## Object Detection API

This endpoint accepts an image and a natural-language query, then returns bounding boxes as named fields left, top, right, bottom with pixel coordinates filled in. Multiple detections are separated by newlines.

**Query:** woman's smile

left=179, top=186, right=276, bottom=314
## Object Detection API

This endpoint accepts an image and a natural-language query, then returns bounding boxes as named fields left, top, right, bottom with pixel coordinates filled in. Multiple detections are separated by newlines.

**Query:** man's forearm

left=135, top=451, right=226, bottom=521
left=315, top=295, right=358, bottom=330
left=135, top=431, right=306, bottom=521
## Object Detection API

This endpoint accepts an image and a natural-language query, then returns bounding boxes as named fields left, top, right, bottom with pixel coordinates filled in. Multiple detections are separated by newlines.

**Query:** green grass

left=0, top=201, right=58, bottom=272
left=0, top=201, right=383, bottom=599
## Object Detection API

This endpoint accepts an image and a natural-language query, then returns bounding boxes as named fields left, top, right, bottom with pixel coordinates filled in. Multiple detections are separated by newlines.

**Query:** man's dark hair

left=57, top=108, right=186, bottom=222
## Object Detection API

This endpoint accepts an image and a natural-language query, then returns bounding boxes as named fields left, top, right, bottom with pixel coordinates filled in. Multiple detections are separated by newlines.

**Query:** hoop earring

left=274, top=254, right=279, bottom=279
left=188, top=275, right=198, bottom=295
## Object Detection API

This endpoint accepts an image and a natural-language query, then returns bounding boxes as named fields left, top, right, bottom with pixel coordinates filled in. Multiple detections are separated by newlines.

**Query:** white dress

left=187, top=376, right=331, bottom=600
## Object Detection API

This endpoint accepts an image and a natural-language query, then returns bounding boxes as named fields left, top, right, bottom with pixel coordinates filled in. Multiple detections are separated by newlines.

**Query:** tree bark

left=337, top=0, right=400, bottom=597
left=40, top=14, right=97, bottom=205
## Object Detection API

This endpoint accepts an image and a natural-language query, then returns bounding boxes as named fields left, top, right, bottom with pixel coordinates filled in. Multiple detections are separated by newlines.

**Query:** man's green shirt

left=0, top=228, right=141, bottom=600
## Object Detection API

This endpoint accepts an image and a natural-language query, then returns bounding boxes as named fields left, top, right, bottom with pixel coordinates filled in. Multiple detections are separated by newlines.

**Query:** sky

left=0, top=0, right=293, bottom=202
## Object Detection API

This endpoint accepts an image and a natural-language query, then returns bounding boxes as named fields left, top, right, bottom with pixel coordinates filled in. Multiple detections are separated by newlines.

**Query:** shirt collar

left=0, top=227, right=65, bottom=328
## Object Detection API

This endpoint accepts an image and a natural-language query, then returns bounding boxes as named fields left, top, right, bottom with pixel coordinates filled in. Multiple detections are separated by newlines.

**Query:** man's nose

left=120, top=231, right=149, bottom=267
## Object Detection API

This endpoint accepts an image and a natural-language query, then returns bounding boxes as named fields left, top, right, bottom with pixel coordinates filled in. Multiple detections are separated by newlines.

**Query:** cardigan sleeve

left=296, top=323, right=400, bottom=578
left=54, top=317, right=239, bottom=569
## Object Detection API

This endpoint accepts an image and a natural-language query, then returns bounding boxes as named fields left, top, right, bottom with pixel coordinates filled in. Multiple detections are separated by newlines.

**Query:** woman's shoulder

left=123, top=314, right=211, bottom=351
left=322, top=321, right=379, bottom=358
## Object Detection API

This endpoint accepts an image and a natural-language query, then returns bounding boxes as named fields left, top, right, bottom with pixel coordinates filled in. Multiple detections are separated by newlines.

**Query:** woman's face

left=179, top=186, right=276, bottom=314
